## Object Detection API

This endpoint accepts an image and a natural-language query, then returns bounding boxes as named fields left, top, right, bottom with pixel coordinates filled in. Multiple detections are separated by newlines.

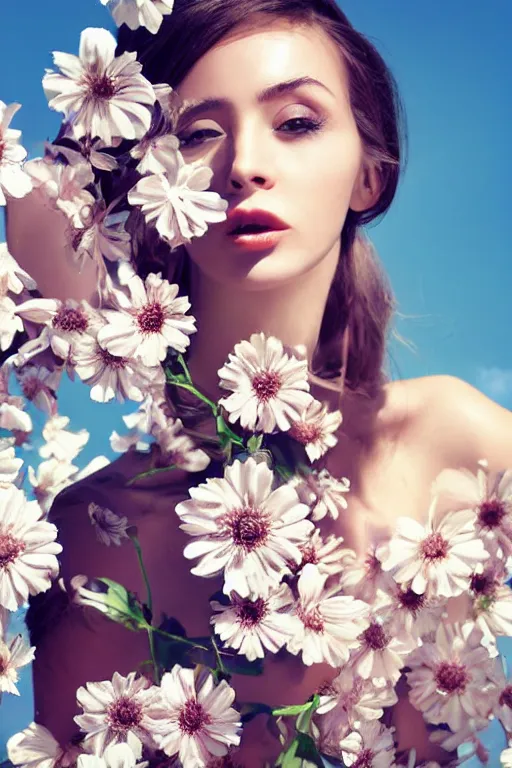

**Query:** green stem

left=126, top=465, right=178, bottom=486
left=129, top=534, right=159, bottom=682
left=177, top=353, right=193, bottom=383
left=211, top=633, right=229, bottom=680
left=168, top=379, right=218, bottom=415
left=150, top=626, right=209, bottom=652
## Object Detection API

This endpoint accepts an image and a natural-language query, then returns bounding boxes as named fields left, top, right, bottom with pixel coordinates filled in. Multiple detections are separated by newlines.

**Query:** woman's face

left=175, top=18, right=368, bottom=291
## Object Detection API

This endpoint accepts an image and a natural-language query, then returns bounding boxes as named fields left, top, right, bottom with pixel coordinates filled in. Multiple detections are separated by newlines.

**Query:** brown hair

left=116, top=0, right=408, bottom=405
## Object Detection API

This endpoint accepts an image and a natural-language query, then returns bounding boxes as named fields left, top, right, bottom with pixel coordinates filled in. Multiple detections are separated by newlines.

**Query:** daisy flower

left=0, top=290, right=23, bottom=353
left=386, top=582, right=446, bottom=642
left=433, top=459, right=512, bottom=561
left=217, top=332, right=313, bottom=434
left=489, top=659, right=512, bottom=733
left=348, top=591, right=415, bottom=688
left=43, top=27, right=155, bottom=143
left=71, top=205, right=132, bottom=271
left=0, top=102, right=33, bottom=205
left=28, top=458, right=78, bottom=514
left=15, top=297, right=99, bottom=361
left=339, top=542, right=396, bottom=603
left=338, top=721, right=396, bottom=768
left=74, top=670, right=164, bottom=755
left=210, top=582, right=295, bottom=661
left=376, top=497, right=489, bottom=598
left=469, top=560, right=512, bottom=642
left=428, top=717, right=491, bottom=756
left=291, top=467, right=351, bottom=522
left=502, top=748, right=512, bottom=768
left=0, top=437, right=23, bottom=486
left=295, top=528, right=355, bottom=578
left=88, top=502, right=130, bottom=547
left=16, top=365, right=61, bottom=415
left=153, top=417, right=211, bottom=473
left=287, top=563, right=370, bottom=667
left=102, top=0, right=175, bottom=36
left=406, top=621, right=495, bottom=731
left=0, top=485, right=62, bottom=611
left=130, top=131, right=181, bottom=175
left=288, top=398, right=342, bottom=463
left=0, top=242, right=36, bottom=295
left=152, top=665, right=241, bottom=768
left=0, top=633, right=35, bottom=695
left=127, top=154, right=228, bottom=248
left=40, top=414, right=89, bottom=462
left=77, top=742, right=143, bottom=768
left=7, top=722, right=79, bottom=768
left=25, top=155, right=95, bottom=228
left=176, top=456, right=314, bottom=597
left=97, top=272, right=196, bottom=367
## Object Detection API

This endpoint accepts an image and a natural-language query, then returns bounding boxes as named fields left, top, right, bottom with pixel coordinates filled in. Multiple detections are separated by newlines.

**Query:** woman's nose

left=227, top=126, right=276, bottom=192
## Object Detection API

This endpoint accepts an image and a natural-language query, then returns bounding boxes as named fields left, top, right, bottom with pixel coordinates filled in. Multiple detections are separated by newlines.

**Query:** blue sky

left=1, top=0, right=511, bottom=760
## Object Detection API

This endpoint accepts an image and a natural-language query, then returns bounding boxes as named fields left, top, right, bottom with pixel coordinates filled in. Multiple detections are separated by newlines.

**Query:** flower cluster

left=1, top=6, right=512, bottom=768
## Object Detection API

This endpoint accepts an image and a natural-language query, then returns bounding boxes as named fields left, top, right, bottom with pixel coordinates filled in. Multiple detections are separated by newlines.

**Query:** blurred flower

left=102, top=0, right=175, bottom=35
left=0, top=242, right=36, bottom=294
left=7, top=721, right=80, bottom=768
left=295, top=528, right=354, bottom=578
left=25, top=155, right=95, bottom=227
left=88, top=502, right=130, bottom=547
left=40, top=413, right=89, bottom=462
left=338, top=721, right=396, bottom=768
left=291, top=467, right=350, bottom=522
left=288, top=398, right=342, bottom=462
left=28, top=457, right=78, bottom=513
left=153, top=416, right=210, bottom=472
left=0, top=102, right=33, bottom=205
left=0, top=437, right=23, bottom=486
left=0, top=633, right=35, bottom=695
left=130, top=132, right=180, bottom=175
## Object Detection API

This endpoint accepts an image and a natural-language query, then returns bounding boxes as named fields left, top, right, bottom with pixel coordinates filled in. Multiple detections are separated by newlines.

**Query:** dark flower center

left=352, top=750, right=375, bottom=768
left=227, top=507, right=270, bottom=551
left=499, top=685, right=512, bottom=709
left=300, top=544, right=319, bottom=567
left=298, top=607, right=324, bottom=633
left=434, top=661, right=469, bottom=694
left=178, top=698, right=211, bottom=735
left=137, top=302, right=165, bottom=334
left=470, top=571, right=496, bottom=597
left=52, top=307, right=88, bottom=334
left=398, top=587, right=426, bottom=613
left=0, top=139, right=5, bottom=163
left=251, top=370, right=282, bottom=402
left=0, top=655, right=7, bottom=675
left=236, top=597, right=268, bottom=627
left=421, top=532, right=448, bottom=561
left=479, top=499, right=506, bottom=529
left=87, top=74, right=117, bottom=101
left=106, top=695, right=143, bottom=732
left=362, top=621, right=389, bottom=650
left=289, top=421, right=322, bottom=445
left=0, top=532, right=25, bottom=569
left=99, top=346, right=127, bottom=369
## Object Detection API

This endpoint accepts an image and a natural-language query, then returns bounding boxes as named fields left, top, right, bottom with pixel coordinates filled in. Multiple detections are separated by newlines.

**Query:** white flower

left=71, top=205, right=132, bottom=270
left=0, top=485, right=62, bottom=611
left=15, top=297, right=99, bottom=361
left=0, top=437, right=23, bottom=486
left=0, top=633, right=35, bottom=695
left=339, top=542, right=396, bottom=603
left=287, top=563, right=370, bottom=667
left=130, top=132, right=181, bottom=175
left=338, top=721, right=396, bottom=768
left=406, top=621, right=495, bottom=731
left=153, top=417, right=210, bottom=473
left=152, top=665, right=241, bottom=767
left=0, top=102, right=33, bottom=205
left=489, top=659, right=512, bottom=733
left=25, top=155, right=95, bottom=227
left=385, top=582, right=446, bottom=642
left=0, top=291, right=23, bottom=352
left=295, top=528, right=354, bottom=577
left=77, top=742, right=144, bottom=768
left=0, top=242, right=36, bottom=294
left=176, top=456, right=314, bottom=597
left=102, top=0, right=175, bottom=35
left=74, top=670, right=164, bottom=755
left=288, top=398, right=342, bottom=462
left=469, top=560, right=512, bottom=642
left=7, top=722, right=69, bottom=768
left=433, top=459, right=512, bottom=561
left=217, top=332, right=313, bottom=434
left=43, top=28, right=155, bottom=143
left=97, top=272, right=197, bottom=366
left=428, top=717, right=491, bottom=754
left=347, top=592, right=414, bottom=688
left=502, top=747, right=512, bottom=768
left=376, top=497, right=489, bottom=598
left=210, top=583, right=295, bottom=661
left=0, top=400, right=32, bottom=434
left=128, top=154, right=228, bottom=248
left=40, top=414, right=89, bottom=462
left=291, top=467, right=350, bottom=522
left=88, top=502, right=130, bottom=547
left=16, top=365, right=61, bottom=415
left=28, top=458, right=78, bottom=514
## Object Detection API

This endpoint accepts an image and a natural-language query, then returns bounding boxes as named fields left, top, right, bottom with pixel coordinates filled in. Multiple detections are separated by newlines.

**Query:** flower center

left=361, top=621, right=389, bottom=650
left=421, top=532, right=448, bottom=561
left=0, top=139, right=5, bottom=163
left=499, top=685, right=512, bottom=709
left=398, top=588, right=426, bottom=614
left=300, top=544, right=319, bottom=567
left=178, top=698, right=211, bottom=735
left=0, top=532, right=25, bottom=569
left=434, top=661, right=469, bottom=694
left=106, top=696, right=143, bottom=733
left=479, top=499, right=506, bottom=529
left=289, top=421, right=322, bottom=445
left=470, top=571, right=496, bottom=597
left=99, top=346, right=127, bottom=369
left=137, top=303, right=165, bottom=334
left=227, top=507, right=270, bottom=551
left=352, top=750, right=375, bottom=768
left=251, top=370, right=282, bottom=402
left=236, top=597, right=268, bottom=627
left=52, top=307, right=89, bottom=334
left=298, top=606, right=324, bottom=633
left=86, top=73, right=117, bottom=101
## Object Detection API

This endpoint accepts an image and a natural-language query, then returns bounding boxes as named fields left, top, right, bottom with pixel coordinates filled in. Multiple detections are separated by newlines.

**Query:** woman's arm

left=5, top=191, right=98, bottom=303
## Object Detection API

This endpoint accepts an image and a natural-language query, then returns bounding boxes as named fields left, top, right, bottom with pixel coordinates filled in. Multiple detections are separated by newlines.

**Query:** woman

left=8, top=0, right=512, bottom=765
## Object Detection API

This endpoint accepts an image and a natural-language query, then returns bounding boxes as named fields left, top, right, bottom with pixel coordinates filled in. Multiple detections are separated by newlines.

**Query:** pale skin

left=7, top=16, right=512, bottom=768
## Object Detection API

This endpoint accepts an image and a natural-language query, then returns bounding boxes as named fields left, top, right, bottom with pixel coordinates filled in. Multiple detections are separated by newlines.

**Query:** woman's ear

left=349, top=162, right=381, bottom=213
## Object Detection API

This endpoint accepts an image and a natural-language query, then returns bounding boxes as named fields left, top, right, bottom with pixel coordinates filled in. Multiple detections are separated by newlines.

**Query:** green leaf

left=275, top=733, right=324, bottom=767
left=296, top=694, right=320, bottom=735
left=77, top=577, right=147, bottom=631
left=239, top=702, right=274, bottom=724
left=247, top=433, right=264, bottom=453
left=272, top=703, right=313, bottom=717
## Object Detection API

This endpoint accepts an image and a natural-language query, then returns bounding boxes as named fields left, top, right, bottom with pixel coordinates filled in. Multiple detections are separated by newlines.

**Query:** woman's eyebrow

left=177, top=76, right=334, bottom=124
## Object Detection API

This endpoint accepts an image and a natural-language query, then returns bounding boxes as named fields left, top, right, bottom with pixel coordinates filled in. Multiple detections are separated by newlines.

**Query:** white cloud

left=476, top=366, right=512, bottom=406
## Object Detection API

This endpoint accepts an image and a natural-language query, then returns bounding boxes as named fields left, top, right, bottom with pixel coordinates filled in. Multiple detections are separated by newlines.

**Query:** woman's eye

left=178, top=129, right=222, bottom=149
left=277, top=116, right=324, bottom=135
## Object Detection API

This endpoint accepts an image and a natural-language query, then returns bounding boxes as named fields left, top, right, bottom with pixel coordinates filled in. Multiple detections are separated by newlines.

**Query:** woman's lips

left=226, top=228, right=289, bottom=251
